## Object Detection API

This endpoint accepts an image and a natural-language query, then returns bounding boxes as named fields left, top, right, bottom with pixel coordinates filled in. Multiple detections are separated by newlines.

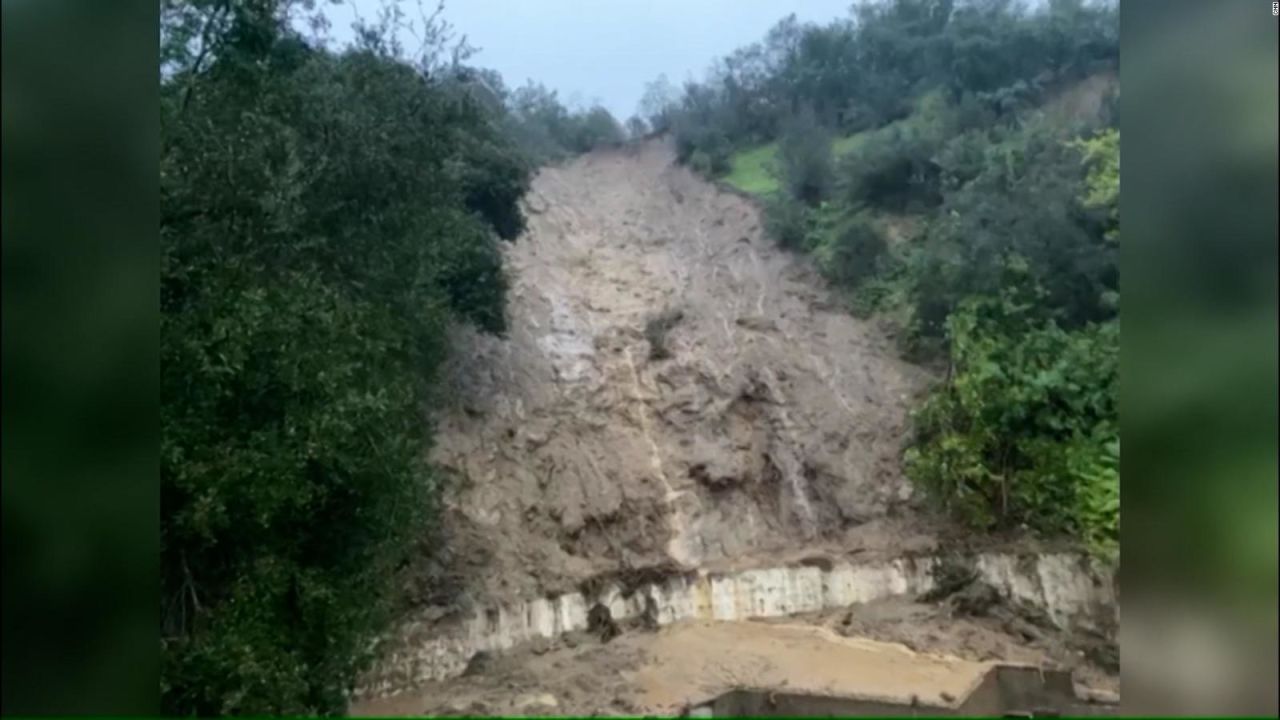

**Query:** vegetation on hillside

left=501, top=80, right=626, bottom=163
left=654, top=0, right=1120, bottom=557
left=159, top=0, right=622, bottom=713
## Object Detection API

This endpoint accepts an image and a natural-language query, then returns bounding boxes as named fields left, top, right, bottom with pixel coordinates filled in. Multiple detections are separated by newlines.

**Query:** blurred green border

left=2, top=0, right=160, bottom=714
left=1120, top=0, right=1278, bottom=714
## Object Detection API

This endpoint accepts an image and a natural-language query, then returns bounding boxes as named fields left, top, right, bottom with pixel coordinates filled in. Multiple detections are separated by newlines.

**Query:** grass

left=833, top=132, right=869, bottom=156
left=721, top=142, right=779, bottom=196
left=721, top=132, right=869, bottom=196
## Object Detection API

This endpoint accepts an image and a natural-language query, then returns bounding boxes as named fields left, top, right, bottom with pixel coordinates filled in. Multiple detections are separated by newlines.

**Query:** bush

left=815, top=211, right=887, bottom=289
left=1072, top=127, right=1119, bottom=242
left=909, top=121, right=1116, bottom=339
left=763, top=195, right=812, bottom=250
left=671, top=83, right=734, bottom=171
left=849, top=277, right=892, bottom=318
left=688, top=150, right=713, bottom=177
left=568, top=106, right=625, bottom=152
left=904, top=281, right=1119, bottom=559
left=625, top=115, right=649, bottom=139
left=836, top=93, right=955, bottom=210
left=505, top=84, right=628, bottom=160
left=682, top=135, right=730, bottom=176
left=775, top=106, right=834, bottom=206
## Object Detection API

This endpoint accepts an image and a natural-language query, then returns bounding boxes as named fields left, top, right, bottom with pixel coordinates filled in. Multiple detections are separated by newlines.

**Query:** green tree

left=571, top=105, right=626, bottom=151
left=638, top=73, right=679, bottom=132
left=160, top=1, right=530, bottom=713
left=775, top=105, right=834, bottom=206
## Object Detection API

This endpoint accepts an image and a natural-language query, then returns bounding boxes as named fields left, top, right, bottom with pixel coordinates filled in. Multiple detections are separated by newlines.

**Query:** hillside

left=352, top=138, right=1119, bottom=714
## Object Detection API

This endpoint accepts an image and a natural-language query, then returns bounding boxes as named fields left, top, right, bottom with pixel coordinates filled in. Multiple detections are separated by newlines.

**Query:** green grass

left=833, top=132, right=869, bottom=156
left=722, top=132, right=869, bottom=196
left=722, top=141, right=779, bottom=195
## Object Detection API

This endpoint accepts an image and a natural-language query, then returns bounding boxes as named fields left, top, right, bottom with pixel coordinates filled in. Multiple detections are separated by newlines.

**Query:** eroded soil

left=419, top=138, right=933, bottom=607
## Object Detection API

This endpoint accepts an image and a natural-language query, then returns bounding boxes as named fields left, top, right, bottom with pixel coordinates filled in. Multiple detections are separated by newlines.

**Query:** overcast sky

left=319, top=0, right=855, bottom=120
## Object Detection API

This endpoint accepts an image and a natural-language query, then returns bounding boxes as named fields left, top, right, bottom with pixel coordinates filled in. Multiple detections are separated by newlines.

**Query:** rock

left=515, top=693, right=560, bottom=713
left=640, top=596, right=660, bottom=631
left=588, top=602, right=620, bottom=642
left=948, top=581, right=1002, bottom=617
left=734, top=315, right=778, bottom=333
left=443, top=698, right=489, bottom=716
left=462, top=651, right=493, bottom=677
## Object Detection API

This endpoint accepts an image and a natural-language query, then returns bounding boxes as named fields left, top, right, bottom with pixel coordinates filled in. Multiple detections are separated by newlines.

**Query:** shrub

left=815, top=211, right=887, bottom=289
left=569, top=106, right=625, bottom=152
left=847, top=262, right=905, bottom=319
left=775, top=106, right=834, bottom=206
left=935, top=128, right=996, bottom=191
left=688, top=150, right=713, bottom=177
left=763, top=195, right=812, bottom=251
left=625, top=115, right=649, bottom=139
left=836, top=93, right=955, bottom=210
left=1072, top=127, right=1119, bottom=242
left=904, top=279, right=1119, bottom=559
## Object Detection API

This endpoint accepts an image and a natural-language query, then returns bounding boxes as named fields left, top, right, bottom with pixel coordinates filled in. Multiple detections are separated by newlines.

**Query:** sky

left=318, top=0, right=855, bottom=121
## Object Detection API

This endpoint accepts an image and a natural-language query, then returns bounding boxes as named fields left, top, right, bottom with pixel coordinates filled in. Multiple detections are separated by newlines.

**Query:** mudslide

left=434, top=137, right=929, bottom=601
left=353, top=139, right=1118, bottom=713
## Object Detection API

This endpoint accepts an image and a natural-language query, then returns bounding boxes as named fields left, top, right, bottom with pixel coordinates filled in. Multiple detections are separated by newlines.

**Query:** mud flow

left=352, top=139, right=1118, bottom=715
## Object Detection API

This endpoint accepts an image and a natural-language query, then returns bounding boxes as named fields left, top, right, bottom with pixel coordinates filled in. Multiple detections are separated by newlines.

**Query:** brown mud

left=418, top=137, right=933, bottom=608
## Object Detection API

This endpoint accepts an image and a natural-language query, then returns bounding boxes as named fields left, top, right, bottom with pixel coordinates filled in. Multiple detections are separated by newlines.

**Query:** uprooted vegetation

left=652, top=0, right=1120, bottom=558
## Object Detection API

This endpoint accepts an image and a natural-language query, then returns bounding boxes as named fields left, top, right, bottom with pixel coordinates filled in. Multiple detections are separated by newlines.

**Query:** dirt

left=419, top=137, right=933, bottom=609
left=783, top=594, right=1119, bottom=695
left=353, top=606, right=1117, bottom=717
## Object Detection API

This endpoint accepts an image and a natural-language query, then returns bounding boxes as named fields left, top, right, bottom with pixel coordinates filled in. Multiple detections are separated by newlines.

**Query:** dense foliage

left=502, top=81, right=626, bottom=163
left=664, top=0, right=1117, bottom=166
left=160, top=0, right=539, bottom=713
left=660, top=0, right=1119, bottom=555
left=905, top=269, right=1119, bottom=559
left=776, top=106, right=835, bottom=207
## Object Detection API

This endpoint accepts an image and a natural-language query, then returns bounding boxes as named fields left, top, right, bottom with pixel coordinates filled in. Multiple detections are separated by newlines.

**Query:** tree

left=625, top=115, right=649, bottom=139
left=775, top=105, right=834, bottom=206
left=571, top=105, right=625, bottom=151
left=160, top=1, right=530, bottom=713
left=638, top=73, right=679, bottom=132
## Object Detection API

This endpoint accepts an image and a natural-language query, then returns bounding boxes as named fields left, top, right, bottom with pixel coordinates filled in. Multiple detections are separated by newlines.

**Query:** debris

left=462, top=651, right=492, bottom=677
left=588, top=602, right=620, bottom=642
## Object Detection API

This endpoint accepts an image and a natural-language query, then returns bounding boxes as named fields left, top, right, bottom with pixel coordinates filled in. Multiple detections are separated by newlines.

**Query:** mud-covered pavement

left=429, top=138, right=933, bottom=604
